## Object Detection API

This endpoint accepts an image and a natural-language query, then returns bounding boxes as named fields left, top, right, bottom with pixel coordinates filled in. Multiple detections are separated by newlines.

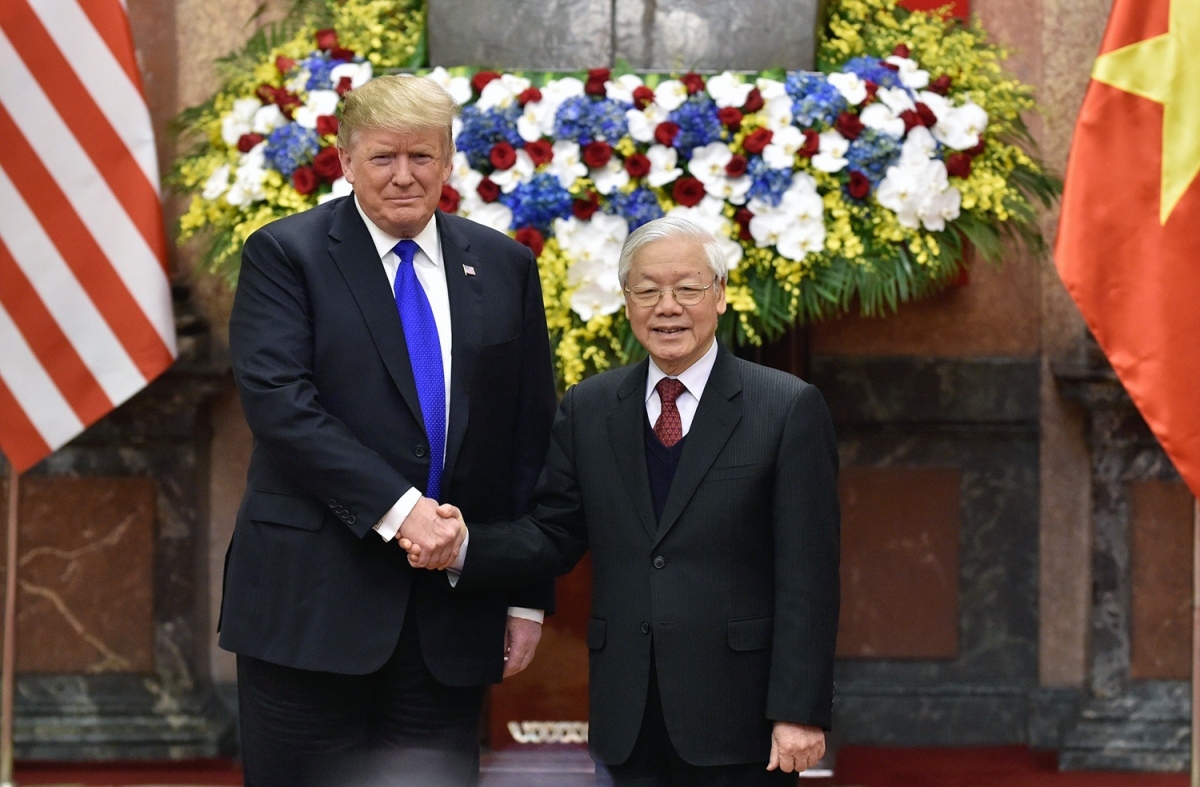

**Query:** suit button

left=640, top=622, right=649, bottom=634
left=414, top=445, right=427, bottom=458
left=328, top=499, right=337, bottom=507
left=347, top=515, right=357, bottom=525
left=653, top=556, right=666, bottom=569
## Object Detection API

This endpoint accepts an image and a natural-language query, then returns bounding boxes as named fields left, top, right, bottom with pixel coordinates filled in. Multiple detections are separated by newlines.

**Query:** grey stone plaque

left=429, top=0, right=613, bottom=69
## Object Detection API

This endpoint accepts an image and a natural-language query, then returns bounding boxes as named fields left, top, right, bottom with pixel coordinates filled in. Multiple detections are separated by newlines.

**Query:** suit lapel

left=328, top=198, right=423, bottom=428
left=653, top=346, right=743, bottom=546
left=438, top=213, right=483, bottom=486
left=608, top=360, right=657, bottom=540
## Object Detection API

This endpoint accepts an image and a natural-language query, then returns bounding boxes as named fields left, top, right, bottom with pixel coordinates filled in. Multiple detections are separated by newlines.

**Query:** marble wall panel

left=1129, top=480, right=1192, bottom=681
left=429, top=0, right=613, bottom=69
left=838, top=467, right=961, bottom=660
left=0, top=478, right=154, bottom=674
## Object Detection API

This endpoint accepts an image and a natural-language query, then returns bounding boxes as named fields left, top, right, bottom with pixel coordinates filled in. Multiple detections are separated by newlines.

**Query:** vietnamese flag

left=1055, top=0, right=1200, bottom=497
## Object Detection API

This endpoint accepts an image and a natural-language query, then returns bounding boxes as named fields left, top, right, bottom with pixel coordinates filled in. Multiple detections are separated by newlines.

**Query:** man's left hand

left=766, top=722, right=825, bottom=773
left=503, top=616, right=542, bottom=678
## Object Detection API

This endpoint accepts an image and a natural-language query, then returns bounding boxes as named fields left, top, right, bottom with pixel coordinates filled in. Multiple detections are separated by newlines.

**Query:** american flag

left=0, top=0, right=176, bottom=474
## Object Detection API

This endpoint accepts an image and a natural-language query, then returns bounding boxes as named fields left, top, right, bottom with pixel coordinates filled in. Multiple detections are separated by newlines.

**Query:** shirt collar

left=645, top=338, right=719, bottom=404
left=353, top=196, right=442, bottom=267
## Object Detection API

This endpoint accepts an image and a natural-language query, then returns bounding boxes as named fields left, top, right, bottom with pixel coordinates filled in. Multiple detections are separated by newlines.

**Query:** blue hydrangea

left=786, top=72, right=846, bottom=129
left=840, top=56, right=905, bottom=91
left=456, top=104, right=525, bottom=170
left=300, top=54, right=340, bottom=91
left=502, top=173, right=573, bottom=234
left=553, top=97, right=630, bottom=145
left=845, top=128, right=902, bottom=186
left=669, top=94, right=724, bottom=153
left=263, top=124, right=320, bottom=177
left=605, top=188, right=664, bottom=232
left=746, top=157, right=793, bottom=206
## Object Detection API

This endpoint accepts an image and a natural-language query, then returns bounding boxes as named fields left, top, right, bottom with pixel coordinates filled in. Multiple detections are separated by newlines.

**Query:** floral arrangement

left=173, top=0, right=1058, bottom=388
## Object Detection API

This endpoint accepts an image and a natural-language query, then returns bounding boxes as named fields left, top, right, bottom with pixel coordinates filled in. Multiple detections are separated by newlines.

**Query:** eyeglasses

left=624, top=277, right=718, bottom=307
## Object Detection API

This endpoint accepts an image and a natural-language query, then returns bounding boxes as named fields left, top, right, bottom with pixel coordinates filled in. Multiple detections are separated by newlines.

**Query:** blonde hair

left=337, top=75, right=458, bottom=158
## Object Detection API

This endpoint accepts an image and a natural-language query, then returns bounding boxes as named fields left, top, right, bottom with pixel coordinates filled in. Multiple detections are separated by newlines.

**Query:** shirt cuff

left=373, top=487, right=422, bottom=542
left=507, top=607, right=545, bottom=624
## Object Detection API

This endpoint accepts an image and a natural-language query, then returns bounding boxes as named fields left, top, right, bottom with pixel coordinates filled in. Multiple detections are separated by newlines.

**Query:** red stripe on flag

left=1, top=0, right=168, bottom=263
left=69, top=0, right=143, bottom=93
left=0, top=237, right=114, bottom=425
left=0, top=375, right=52, bottom=475
left=0, top=106, right=173, bottom=382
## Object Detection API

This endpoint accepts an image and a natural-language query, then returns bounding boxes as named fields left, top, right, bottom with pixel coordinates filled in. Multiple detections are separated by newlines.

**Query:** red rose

left=724, top=154, right=748, bottom=178
left=742, top=127, right=773, bottom=155
left=835, top=112, right=864, bottom=140
left=514, top=227, right=545, bottom=257
left=654, top=121, right=680, bottom=147
left=275, top=91, right=303, bottom=118
left=899, top=109, right=922, bottom=132
left=524, top=139, right=553, bottom=167
left=255, top=83, right=277, bottom=103
left=681, top=72, right=706, bottom=95
left=439, top=184, right=461, bottom=213
left=892, top=43, right=911, bottom=58
left=312, top=146, right=343, bottom=181
left=799, top=129, right=820, bottom=157
left=915, top=102, right=938, bottom=128
left=632, top=86, right=655, bottom=109
left=965, top=138, right=987, bottom=157
left=585, top=68, right=611, bottom=97
left=335, top=77, right=354, bottom=96
left=881, top=60, right=900, bottom=72
left=625, top=152, right=651, bottom=179
left=477, top=178, right=501, bottom=203
left=518, top=87, right=543, bottom=106
left=316, top=115, right=339, bottom=136
left=946, top=153, right=973, bottom=179
left=292, top=166, right=318, bottom=195
left=742, top=88, right=764, bottom=113
left=847, top=171, right=871, bottom=199
left=237, top=133, right=264, bottom=153
left=864, top=80, right=879, bottom=102
left=572, top=191, right=601, bottom=220
left=672, top=176, right=706, bottom=207
left=734, top=207, right=754, bottom=241
left=330, top=46, right=355, bottom=62
left=275, top=56, right=295, bottom=74
left=717, top=107, right=743, bottom=130
left=582, top=141, right=613, bottom=169
left=929, top=75, right=953, bottom=96
left=315, top=28, right=339, bottom=51
left=490, top=141, right=517, bottom=170
left=472, top=71, right=501, bottom=94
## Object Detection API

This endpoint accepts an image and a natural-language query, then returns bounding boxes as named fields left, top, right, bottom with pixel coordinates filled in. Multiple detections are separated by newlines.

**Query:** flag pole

left=0, top=469, right=17, bottom=787
left=1193, top=496, right=1199, bottom=787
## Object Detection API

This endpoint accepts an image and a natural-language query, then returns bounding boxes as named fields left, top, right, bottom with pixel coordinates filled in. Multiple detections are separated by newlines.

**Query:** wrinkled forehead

left=628, top=239, right=712, bottom=282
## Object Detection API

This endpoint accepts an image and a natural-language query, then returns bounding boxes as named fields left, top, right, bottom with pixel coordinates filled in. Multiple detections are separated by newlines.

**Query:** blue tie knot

left=394, top=238, right=420, bottom=267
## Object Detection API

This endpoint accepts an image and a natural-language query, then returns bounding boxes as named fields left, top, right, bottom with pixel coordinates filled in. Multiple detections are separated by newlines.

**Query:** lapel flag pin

left=463, top=264, right=476, bottom=276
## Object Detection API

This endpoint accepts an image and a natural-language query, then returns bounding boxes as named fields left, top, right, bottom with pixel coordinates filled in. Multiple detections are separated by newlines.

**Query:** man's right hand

left=397, top=497, right=465, bottom=569
left=400, top=503, right=465, bottom=568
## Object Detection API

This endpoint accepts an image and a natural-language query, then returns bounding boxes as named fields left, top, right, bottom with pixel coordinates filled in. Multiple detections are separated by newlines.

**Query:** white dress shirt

left=644, top=338, right=719, bottom=436
left=356, top=200, right=541, bottom=623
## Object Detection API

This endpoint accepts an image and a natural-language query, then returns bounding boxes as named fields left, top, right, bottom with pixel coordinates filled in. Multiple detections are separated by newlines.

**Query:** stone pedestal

left=429, top=0, right=819, bottom=70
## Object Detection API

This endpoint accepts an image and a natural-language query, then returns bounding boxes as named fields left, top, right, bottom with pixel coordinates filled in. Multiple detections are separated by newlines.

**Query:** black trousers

left=237, top=611, right=485, bottom=787
left=601, top=659, right=797, bottom=787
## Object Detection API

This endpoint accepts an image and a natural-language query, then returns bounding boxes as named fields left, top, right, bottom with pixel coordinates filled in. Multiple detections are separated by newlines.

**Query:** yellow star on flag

left=1091, top=0, right=1200, bottom=225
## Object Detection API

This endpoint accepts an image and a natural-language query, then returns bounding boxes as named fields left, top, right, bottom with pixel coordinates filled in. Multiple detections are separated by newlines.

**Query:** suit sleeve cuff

left=374, top=487, right=422, bottom=542
left=507, top=607, right=544, bottom=624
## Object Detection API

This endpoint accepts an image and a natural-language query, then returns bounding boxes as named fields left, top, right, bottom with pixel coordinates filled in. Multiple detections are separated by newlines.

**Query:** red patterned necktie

left=654, top=377, right=687, bottom=448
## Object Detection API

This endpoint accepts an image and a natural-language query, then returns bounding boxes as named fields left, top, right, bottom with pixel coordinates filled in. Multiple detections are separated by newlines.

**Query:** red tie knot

left=656, top=377, right=686, bottom=406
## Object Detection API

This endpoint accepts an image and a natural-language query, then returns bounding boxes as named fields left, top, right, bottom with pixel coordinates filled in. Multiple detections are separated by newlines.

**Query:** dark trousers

left=237, top=612, right=485, bottom=787
left=601, top=659, right=797, bottom=787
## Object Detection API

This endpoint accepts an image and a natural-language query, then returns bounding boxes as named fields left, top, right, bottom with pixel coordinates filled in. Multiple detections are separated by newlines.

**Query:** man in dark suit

left=413, top=217, right=840, bottom=785
left=219, top=75, right=557, bottom=787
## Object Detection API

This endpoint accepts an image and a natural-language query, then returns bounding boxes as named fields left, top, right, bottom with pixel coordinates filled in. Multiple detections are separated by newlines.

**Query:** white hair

left=617, top=217, right=728, bottom=288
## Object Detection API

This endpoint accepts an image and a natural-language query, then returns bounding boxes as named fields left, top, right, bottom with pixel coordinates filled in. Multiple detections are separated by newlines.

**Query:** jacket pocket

left=245, top=490, right=326, bottom=532
left=587, top=617, right=606, bottom=650
left=706, top=463, right=765, bottom=482
left=727, top=616, right=773, bottom=651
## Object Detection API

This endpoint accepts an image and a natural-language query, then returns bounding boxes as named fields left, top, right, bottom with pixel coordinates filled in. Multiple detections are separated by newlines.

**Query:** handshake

left=395, top=496, right=467, bottom=570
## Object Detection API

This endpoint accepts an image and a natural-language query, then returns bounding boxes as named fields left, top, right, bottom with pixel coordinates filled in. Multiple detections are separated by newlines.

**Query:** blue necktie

left=393, top=239, right=446, bottom=501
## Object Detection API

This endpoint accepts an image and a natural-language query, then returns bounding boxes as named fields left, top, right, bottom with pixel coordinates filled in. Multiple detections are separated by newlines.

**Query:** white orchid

left=202, top=164, right=231, bottom=200
left=690, top=142, right=735, bottom=184
left=762, top=126, right=805, bottom=170
left=592, top=159, right=631, bottom=196
left=460, top=200, right=514, bottom=233
left=546, top=141, right=588, bottom=188
left=626, top=103, right=671, bottom=143
left=330, top=61, right=374, bottom=92
left=885, top=56, right=930, bottom=90
left=645, top=144, right=683, bottom=187
left=541, top=77, right=586, bottom=105
left=220, top=98, right=262, bottom=146
left=811, top=130, right=850, bottom=173
left=293, top=90, right=340, bottom=129
left=475, top=74, right=532, bottom=112
left=252, top=104, right=286, bottom=135
left=754, top=77, right=794, bottom=130
left=570, top=279, right=626, bottom=320
left=749, top=175, right=826, bottom=261
left=225, top=156, right=268, bottom=208
left=828, top=72, right=868, bottom=106
left=876, top=154, right=961, bottom=231
left=490, top=149, right=535, bottom=193
left=449, top=152, right=484, bottom=195
left=939, top=100, right=989, bottom=150
left=653, top=79, right=689, bottom=112
left=424, top=67, right=472, bottom=105
left=318, top=176, right=353, bottom=205
left=603, top=74, right=645, bottom=104
left=666, top=198, right=743, bottom=270
left=706, top=71, right=755, bottom=109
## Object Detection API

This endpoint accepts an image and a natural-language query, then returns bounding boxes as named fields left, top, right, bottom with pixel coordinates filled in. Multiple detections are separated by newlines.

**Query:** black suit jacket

left=219, top=197, right=556, bottom=686
left=458, top=346, right=840, bottom=765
